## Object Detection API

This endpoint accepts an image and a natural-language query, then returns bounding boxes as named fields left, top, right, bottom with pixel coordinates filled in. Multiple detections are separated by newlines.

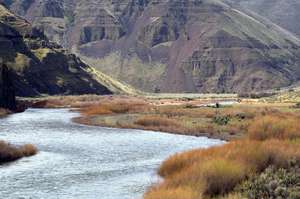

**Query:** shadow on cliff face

left=0, top=62, right=16, bottom=111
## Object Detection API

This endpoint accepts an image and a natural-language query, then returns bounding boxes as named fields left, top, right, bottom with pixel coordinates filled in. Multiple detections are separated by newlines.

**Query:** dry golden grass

left=0, top=141, right=38, bottom=164
left=134, top=115, right=179, bottom=127
left=28, top=95, right=148, bottom=109
left=74, top=96, right=299, bottom=140
left=248, top=115, right=300, bottom=141
left=174, top=158, right=246, bottom=196
left=147, top=139, right=300, bottom=199
left=153, top=105, right=261, bottom=119
left=132, top=115, right=226, bottom=138
left=144, top=187, right=199, bottom=199
left=146, top=112, right=300, bottom=199
left=81, top=101, right=148, bottom=116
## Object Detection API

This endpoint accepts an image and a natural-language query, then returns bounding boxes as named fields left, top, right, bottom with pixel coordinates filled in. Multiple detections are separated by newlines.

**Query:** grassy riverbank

left=0, top=141, right=37, bottom=164
left=144, top=114, right=300, bottom=199
left=70, top=96, right=296, bottom=141
left=21, top=94, right=299, bottom=141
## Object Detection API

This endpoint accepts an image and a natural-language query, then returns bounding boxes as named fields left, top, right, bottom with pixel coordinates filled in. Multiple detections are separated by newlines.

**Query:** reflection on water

left=0, top=109, right=224, bottom=199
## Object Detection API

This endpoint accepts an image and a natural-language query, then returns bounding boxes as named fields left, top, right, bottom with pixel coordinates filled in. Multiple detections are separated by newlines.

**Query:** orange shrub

left=196, top=159, right=246, bottom=196
left=158, top=151, right=199, bottom=178
left=164, top=158, right=246, bottom=196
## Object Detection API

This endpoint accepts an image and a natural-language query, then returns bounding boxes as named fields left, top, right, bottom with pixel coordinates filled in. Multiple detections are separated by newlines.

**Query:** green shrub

left=238, top=166, right=300, bottom=199
left=213, top=115, right=231, bottom=125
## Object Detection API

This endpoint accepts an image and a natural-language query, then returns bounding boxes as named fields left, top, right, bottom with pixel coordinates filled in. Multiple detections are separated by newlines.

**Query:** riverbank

left=19, top=95, right=298, bottom=141
left=74, top=101, right=299, bottom=141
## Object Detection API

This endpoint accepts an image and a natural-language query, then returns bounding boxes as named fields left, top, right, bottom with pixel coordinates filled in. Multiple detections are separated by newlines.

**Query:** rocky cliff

left=0, top=62, right=16, bottom=110
left=0, top=4, right=112, bottom=97
left=3, top=0, right=300, bottom=93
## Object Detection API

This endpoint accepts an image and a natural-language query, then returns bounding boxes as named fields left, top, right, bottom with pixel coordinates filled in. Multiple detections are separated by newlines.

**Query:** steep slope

left=224, top=0, right=300, bottom=38
left=3, top=0, right=300, bottom=93
left=0, top=4, right=112, bottom=97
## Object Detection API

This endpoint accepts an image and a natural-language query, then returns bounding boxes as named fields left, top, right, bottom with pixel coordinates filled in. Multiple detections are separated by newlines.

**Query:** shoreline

left=72, top=116, right=231, bottom=141
left=18, top=94, right=297, bottom=142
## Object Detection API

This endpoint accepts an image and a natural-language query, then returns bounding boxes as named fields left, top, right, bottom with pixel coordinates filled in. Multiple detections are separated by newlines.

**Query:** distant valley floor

left=19, top=92, right=300, bottom=141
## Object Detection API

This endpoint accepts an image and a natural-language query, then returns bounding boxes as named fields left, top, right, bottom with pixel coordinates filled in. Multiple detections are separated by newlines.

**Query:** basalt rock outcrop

left=3, top=0, right=300, bottom=93
left=0, top=4, right=112, bottom=97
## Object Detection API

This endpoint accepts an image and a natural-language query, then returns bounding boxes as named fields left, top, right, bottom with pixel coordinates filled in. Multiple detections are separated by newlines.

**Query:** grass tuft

left=0, top=141, right=38, bottom=164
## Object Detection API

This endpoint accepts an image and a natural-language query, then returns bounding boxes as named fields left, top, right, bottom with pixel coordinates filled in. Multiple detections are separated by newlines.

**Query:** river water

left=0, top=109, right=223, bottom=199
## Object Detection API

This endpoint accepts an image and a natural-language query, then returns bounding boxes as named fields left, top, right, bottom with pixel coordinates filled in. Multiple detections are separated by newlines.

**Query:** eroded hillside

left=3, top=0, right=300, bottom=93
left=225, top=0, right=300, bottom=38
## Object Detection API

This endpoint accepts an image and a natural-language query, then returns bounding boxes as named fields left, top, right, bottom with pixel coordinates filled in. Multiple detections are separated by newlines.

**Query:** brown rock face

left=0, top=62, right=16, bottom=110
left=0, top=4, right=112, bottom=97
left=3, top=0, right=300, bottom=93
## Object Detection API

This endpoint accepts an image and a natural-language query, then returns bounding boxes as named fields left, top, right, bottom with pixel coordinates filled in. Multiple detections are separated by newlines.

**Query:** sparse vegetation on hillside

left=0, top=141, right=37, bottom=164
left=264, top=87, right=300, bottom=103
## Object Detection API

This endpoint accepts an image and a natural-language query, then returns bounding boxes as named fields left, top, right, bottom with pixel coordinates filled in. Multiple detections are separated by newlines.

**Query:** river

left=0, top=109, right=224, bottom=199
